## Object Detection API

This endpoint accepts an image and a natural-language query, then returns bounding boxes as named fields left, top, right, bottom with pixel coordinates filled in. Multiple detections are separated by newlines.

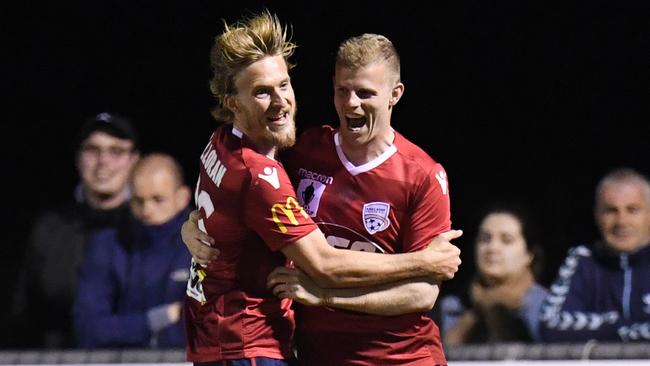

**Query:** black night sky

left=3, top=1, right=650, bottom=315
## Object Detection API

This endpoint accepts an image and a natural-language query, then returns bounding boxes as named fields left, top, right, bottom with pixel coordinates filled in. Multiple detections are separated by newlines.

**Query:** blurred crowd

left=1, top=111, right=648, bottom=350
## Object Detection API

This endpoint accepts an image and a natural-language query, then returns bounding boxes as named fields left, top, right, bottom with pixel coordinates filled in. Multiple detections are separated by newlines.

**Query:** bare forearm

left=284, top=230, right=461, bottom=288
left=317, top=250, right=433, bottom=287
left=324, top=279, right=439, bottom=316
left=284, top=231, right=433, bottom=287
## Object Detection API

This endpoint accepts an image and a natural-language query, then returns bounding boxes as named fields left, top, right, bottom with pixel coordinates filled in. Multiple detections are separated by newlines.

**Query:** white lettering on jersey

left=258, top=167, right=280, bottom=189
left=325, top=235, right=385, bottom=253
left=187, top=182, right=217, bottom=304
left=297, top=168, right=334, bottom=185
left=200, top=142, right=227, bottom=187
left=318, top=222, right=388, bottom=253
left=435, top=170, right=448, bottom=195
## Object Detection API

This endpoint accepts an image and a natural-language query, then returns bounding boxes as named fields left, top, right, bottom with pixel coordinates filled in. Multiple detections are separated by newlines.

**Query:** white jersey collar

left=334, top=132, right=397, bottom=176
left=231, top=126, right=277, bottom=161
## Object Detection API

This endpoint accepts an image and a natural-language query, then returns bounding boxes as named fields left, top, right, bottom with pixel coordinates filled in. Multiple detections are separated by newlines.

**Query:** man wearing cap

left=9, top=112, right=140, bottom=348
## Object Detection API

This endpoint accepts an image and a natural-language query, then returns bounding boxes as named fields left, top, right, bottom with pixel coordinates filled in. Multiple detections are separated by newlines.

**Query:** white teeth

left=269, top=112, right=287, bottom=121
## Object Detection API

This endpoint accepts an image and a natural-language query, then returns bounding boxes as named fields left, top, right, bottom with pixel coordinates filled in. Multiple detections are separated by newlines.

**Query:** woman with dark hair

left=440, top=202, right=549, bottom=344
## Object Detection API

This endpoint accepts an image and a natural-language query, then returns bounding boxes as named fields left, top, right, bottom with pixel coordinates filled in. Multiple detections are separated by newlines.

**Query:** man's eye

left=357, top=90, right=374, bottom=99
left=255, top=89, right=270, bottom=97
left=82, top=145, right=100, bottom=154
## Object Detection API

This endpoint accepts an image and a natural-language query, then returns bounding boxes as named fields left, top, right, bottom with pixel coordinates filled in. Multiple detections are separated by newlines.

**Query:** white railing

left=0, top=343, right=648, bottom=365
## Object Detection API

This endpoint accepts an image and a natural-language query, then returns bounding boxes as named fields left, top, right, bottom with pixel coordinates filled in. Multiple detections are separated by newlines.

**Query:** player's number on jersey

left=186, top=177, right=213, bottom=304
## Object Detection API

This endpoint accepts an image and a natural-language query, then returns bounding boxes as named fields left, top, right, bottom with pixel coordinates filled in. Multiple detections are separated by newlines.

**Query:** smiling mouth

left=94, top=171, right=111, bottom=180
left=268, top=111, right=290, bottom=124
left=612, top=232, right=633, bottom=241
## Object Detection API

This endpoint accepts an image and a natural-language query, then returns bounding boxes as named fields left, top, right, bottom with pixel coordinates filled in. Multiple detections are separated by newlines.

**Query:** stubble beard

left=264, top=105, right=298, bottom=151
left=271, top=123, right=296, bottom=150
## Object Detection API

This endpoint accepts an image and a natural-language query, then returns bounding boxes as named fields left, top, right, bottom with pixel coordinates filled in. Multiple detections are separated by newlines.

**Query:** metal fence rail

left=0, top=350, right=186, bottom=365
left=0, top=343, right=648, bottom=364
left=445, top=342, right=650, bottom=361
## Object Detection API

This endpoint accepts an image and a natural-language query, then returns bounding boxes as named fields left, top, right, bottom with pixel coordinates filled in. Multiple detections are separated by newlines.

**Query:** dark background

left=3, top=0, right=650, bottom=317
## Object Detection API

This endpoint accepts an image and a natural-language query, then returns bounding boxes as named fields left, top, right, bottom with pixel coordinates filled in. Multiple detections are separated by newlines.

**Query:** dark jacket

left=9, top=199, right=130, bottom=349
left=73, top=208, right=192, bottom=348
left=539, top=243, right=650, bottom=342
left=438, top=282, right=548, bottom=343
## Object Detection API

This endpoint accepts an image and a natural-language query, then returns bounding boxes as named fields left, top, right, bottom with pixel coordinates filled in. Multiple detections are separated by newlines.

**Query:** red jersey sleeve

left=400, top=163, right=451, bottom=253
left=244, top=161, right=318, bottom=251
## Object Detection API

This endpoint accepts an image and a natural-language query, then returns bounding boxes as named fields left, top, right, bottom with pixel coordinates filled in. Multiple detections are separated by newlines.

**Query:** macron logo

left=435, top=170, right=448, bottom=195
left=259, top=167, right=280, bottom=189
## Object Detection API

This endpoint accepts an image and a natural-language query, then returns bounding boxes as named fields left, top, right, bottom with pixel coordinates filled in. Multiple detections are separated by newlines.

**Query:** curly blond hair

left=208, top=10, right=297, bottom=123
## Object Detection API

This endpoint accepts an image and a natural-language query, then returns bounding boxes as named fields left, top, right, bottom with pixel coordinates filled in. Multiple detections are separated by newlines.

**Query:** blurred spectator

left=8, top=112, right=139, bottom=349
left=73, top=153, right=192, bottom=348
left=540, top=167, right=650, bottom=342
left=439, top=202, right=548, bottom=344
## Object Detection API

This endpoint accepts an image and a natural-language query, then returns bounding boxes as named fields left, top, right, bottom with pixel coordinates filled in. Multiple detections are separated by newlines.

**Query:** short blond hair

left=336, top=33, right=400, bottom=82
left=208, top=10, right=297, bottom=123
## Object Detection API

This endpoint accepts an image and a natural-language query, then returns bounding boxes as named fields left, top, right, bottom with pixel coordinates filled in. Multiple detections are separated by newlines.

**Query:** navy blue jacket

left=73, top=208, right=192, bottom=348
left=539, top=242, right=650, bottom=342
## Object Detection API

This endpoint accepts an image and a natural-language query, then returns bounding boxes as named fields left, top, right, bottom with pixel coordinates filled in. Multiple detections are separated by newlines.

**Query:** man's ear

left=176, top=185, right=192, bottom=210
left=389, top=82, right=405, bottom=107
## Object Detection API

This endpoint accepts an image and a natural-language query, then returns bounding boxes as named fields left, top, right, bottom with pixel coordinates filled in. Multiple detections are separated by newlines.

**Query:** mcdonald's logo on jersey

left=271, top=196, right=310, bottom=233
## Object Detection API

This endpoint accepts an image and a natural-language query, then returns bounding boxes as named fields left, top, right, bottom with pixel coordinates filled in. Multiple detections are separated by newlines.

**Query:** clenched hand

left=423, top=229, right=463, bottom=281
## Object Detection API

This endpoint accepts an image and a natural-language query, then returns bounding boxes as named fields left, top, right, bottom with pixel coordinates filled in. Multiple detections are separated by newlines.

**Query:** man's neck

left=251, top=140, right=277, bottom=160
left=86, top=190, right=128, bottom=210
left=261, top=145, right=277, bottom=159
left=340, top=129, right=395, bottom=166
left=233, top=124, right=277, bottom=159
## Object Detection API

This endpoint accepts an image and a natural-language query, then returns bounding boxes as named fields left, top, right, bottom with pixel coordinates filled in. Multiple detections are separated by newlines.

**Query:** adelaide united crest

left=362, top=202, right=391, bottom=235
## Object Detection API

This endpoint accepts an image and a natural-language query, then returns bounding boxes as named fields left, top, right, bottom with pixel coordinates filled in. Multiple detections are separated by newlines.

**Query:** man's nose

left=344, top=92, right=360, bottom=108
left=270, top=90, right=288, bottom=107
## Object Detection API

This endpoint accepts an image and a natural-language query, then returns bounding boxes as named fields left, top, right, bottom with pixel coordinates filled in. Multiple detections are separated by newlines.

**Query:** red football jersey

left=285, top=126, right=451, bottom=366
left=184, top=125, right=318, bottom=362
